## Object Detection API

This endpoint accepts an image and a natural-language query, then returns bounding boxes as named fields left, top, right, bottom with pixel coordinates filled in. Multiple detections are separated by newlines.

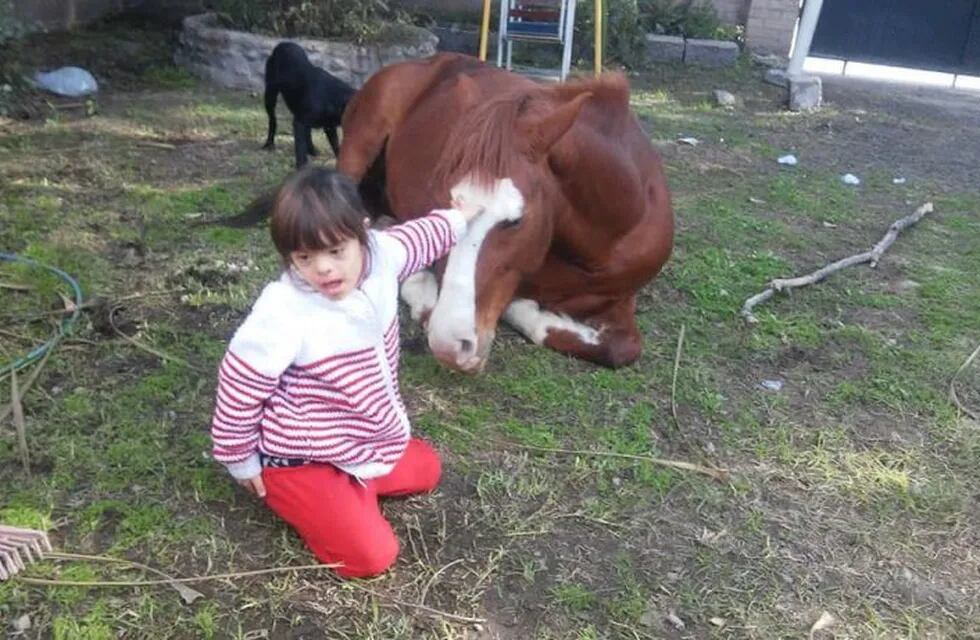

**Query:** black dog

left=262, top=41, right=356, bottom=168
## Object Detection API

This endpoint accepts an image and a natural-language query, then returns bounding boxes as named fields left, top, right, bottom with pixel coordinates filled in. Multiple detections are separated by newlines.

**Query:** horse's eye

left=498, top=218, right=521, bottom=230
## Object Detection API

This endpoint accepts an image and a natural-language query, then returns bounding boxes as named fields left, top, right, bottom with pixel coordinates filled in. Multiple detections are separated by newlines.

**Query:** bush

left=209, top=0, right=412, bottom=43
left=575, top=0, right=648, bottom=70
left=639, top=0, right=723, bottom=39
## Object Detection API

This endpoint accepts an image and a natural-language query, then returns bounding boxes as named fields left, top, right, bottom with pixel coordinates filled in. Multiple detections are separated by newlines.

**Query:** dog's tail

left=194, top=190, right=277, bottom=228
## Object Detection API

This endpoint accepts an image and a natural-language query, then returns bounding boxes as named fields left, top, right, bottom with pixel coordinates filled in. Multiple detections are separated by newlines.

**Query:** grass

left=0, top=16, right=979, bottom=640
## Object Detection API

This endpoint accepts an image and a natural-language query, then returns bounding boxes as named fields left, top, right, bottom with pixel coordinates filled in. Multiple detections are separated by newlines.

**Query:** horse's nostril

left=459, top=339, right=475, bottom=356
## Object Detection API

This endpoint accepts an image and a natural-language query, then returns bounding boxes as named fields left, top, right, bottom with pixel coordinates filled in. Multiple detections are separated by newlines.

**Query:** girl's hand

left=451, top=193, right=484, bottom=223
left=238, top=475, right=266, bottom=498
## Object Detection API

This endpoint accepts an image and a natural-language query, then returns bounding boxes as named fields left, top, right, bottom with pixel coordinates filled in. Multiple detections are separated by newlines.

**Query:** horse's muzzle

left=428, top=329, right=494, bottom=374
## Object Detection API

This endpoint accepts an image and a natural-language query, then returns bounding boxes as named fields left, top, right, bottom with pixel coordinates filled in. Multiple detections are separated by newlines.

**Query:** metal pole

left=786, top=0, right=824, bottom=78
left=594, top=0, right=603, bottom=76
left=479, top=0, right=492, bottom=61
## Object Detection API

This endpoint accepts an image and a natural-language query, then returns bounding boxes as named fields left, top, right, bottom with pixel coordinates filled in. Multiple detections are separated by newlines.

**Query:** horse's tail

left=194, top=190, right=276, bottom=228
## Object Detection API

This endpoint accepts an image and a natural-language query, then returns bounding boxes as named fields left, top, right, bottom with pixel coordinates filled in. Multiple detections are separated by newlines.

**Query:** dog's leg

left=293, top=119, right=311, bottom=168
left=263, top=87, right=277, bottom=149
left=306, top=127, right=319, bottom=157
left=325, top=127, right=341, bottom=158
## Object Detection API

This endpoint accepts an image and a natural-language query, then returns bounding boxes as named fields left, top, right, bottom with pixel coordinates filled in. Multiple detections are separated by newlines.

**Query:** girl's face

left=290, top=235, right=365, bottom=300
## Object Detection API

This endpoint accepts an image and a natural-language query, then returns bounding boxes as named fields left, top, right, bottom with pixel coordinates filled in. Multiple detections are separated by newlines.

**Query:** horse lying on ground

left=263, top=41, right=356, bottom=168
left=338, top=53, right=674, bottom=371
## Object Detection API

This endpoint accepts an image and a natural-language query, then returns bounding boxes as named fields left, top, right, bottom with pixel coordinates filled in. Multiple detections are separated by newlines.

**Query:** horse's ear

left=525, top=91, right=592, bottom=161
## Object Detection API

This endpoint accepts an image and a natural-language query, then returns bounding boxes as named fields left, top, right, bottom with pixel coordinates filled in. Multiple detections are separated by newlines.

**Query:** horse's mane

left=431, top=73, right=631, bottom=192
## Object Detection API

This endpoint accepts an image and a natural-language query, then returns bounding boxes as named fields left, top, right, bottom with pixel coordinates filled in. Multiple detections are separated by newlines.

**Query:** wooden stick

left=741, top=202, right=934, bottom=322
left=950, top=342, right=980, bottom=421
left=10, top=370, right=29, bottom=474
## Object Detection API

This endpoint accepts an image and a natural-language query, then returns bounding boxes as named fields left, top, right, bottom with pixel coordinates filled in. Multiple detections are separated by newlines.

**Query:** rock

left=684, top=38, right=739, bottom=66
left=713, top=89, right=736, bottom=107
left=644, top=34, right=685, bottom=62
left=752, top=52, right=787, bottom=67
left=789, top=74, right=822, bottom=111
left=764, top=67, right=788, bottom=87
left=12, top=615, right=31, bottom=633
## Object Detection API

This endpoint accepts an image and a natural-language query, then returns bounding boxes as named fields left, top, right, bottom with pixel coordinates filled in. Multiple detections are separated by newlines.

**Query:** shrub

left=209, top=0, right=412, bottom=43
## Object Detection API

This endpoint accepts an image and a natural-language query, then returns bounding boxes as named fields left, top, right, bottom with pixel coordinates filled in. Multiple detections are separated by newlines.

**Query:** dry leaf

left=809, top=610, right=836, bottom=637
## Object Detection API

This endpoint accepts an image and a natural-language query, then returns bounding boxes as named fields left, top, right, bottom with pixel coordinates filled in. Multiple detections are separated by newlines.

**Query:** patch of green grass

left=767, top=171, right=857, bottom=224
left=141, top=65, right=198, bottom=89
left=672, top=246, right=790, bottom=317
left=551, top=583, right=595, bottom=611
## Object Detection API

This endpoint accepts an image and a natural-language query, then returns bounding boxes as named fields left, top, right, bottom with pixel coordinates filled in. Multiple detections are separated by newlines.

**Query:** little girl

left=210, top=167, right=478, bottom=577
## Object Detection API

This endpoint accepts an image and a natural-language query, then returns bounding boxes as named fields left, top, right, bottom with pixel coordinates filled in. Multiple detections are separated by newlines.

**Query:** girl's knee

left=333, top=534, right=399, bottom=578
left=411, top=439, right=442, bottom=492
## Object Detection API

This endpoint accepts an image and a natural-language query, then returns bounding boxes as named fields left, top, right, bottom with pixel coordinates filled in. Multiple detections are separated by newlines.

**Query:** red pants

left=261, top=438, right=441, bottom=578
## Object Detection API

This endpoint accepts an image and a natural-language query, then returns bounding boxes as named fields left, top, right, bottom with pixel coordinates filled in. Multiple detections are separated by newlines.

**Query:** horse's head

left=424, top=80, right=593, bottom=372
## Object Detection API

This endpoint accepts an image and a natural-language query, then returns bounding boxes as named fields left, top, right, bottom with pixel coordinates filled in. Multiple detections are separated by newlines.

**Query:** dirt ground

left=1, top=15, right=979, bottom=640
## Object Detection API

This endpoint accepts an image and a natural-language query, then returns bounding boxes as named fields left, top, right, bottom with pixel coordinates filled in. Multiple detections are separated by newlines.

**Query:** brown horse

left=338, top=53, right=673, bottom=372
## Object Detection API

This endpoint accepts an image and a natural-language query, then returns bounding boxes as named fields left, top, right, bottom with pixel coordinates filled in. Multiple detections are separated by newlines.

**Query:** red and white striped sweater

left=211, top=210, right=467, bottom=481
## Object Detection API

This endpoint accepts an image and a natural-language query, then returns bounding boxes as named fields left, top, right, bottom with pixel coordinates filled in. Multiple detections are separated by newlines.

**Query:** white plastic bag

left=33, top=67, right=98, bottom=97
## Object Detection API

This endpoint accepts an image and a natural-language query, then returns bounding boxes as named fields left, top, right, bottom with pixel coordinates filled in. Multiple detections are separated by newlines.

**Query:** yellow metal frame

left=479, top=0, right=603, bottom=77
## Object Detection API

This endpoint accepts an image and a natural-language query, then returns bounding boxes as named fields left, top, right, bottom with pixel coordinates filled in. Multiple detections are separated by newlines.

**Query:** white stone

left=788, top=74, right=822, bottom=111
left=713, top=89, right=736, bottom=106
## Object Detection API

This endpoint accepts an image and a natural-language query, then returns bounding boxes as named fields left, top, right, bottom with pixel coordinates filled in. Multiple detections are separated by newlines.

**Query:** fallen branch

left=741, top=202, right=934, bottom=323
left=950, top=342, right=980, bottom=421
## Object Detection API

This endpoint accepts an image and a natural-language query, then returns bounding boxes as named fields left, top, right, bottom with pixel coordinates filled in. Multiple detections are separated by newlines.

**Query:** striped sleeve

left=380, top=209, right=468, bottom=281
left=210, top=282, right=302, bottom=480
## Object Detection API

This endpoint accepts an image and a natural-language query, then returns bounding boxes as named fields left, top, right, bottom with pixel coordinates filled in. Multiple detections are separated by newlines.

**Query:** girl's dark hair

left=269, top=167, right=369, bottom=263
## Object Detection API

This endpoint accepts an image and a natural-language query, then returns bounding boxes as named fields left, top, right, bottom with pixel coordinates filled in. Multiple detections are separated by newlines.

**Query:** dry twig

left=671, top=324, right=686, bottom=431
left=950, top=342, right=980, bottom=420
left=109, top=305, right=202, bottom=371
left=741, top=202, right=934, bottom=322
left=0, top=348, right=54, bottom=425
left=442, top=424, right=729, bottom=481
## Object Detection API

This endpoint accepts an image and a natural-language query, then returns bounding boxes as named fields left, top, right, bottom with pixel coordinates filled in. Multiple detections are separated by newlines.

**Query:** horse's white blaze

left=426, top=177, right=524, bottom=357
left=503, top=298, right=601, bottom=346
left=400, top=269, right=438, bottom=321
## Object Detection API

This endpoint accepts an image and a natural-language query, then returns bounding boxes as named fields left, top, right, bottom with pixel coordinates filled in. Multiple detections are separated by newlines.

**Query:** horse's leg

left=263, top=87, right=277, bottom=149
left=338, top=53, right=474, bottom=182
left=325, top=126, right=341, bottom=158
left=503, top=297, right=642, bottom=368
left=400, top=269, right=439, bottom=326
left=293, top=119, right=311, bottom=168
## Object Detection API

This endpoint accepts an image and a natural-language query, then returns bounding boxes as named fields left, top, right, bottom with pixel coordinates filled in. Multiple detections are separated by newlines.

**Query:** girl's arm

left=211, top=282, right=302, bottom=481
left=380, top=209, right=468, bottom=281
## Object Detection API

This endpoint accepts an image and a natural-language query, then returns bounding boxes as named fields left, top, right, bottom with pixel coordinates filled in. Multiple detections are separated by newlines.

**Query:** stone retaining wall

left=174, top=13, right=438, bottom=90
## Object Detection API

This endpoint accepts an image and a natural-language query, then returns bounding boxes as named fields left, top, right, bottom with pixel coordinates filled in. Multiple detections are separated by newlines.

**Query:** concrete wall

left=745, top=0, right=800, bottom=55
